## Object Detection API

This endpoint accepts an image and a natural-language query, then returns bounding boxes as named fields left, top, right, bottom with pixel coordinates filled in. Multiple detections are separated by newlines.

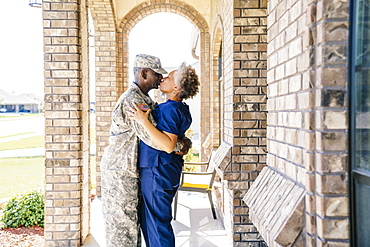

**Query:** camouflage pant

left=102, top=169, right=141, bottom=247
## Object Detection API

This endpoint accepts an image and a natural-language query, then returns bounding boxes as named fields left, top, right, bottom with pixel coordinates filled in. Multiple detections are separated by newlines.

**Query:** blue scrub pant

left=140, top=161, right=182, bottom=247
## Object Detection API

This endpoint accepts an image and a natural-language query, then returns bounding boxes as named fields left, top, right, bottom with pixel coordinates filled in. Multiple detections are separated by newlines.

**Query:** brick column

left=228, top=0, right=268, bottom=244
left=265, top=0, right=350, bottom=243
left=210, top=29, right=223, bottom=148
left=43, top=0, right=90, bottom=245
left=88, top=0, right=117, bottom=197
left=199, top=29, right=212, bottom=158
left=314, top=0, right=349, bottom=244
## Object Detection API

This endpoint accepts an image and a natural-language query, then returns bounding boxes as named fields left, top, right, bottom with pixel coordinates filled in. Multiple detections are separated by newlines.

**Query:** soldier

left=100, top=54, right=190, bottom=246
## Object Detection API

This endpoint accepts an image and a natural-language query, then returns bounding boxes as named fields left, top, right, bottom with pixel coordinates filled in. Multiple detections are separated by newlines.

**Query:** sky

left=0, top=0, right=43, bottom=97
left=129, top=13, right=198, bottom=72
left=0, top=1, right=198, bottom=98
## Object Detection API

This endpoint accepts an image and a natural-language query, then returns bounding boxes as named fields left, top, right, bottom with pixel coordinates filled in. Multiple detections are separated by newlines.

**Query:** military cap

left=134, top=54, right=168, bottom=74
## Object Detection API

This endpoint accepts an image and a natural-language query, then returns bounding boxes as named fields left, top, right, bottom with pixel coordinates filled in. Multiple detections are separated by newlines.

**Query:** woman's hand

left=127, top=104, right=151, bottom=125
left=127, top=104, right=177, bottom=153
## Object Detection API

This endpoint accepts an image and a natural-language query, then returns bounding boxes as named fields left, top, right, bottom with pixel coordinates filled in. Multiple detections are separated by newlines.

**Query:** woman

left=128, top=62, right=200, bottom=247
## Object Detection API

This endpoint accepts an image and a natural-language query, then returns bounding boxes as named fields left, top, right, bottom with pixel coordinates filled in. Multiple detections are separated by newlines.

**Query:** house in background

left=0, top=89, right=42, bottom=113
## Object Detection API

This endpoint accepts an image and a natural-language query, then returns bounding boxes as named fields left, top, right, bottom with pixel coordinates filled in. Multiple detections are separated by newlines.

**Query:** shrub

left=183, top=129, right=200, bottom=172
left=1, top=190, right=44, bottom=228
left=183, top=148, right=199, bottom=163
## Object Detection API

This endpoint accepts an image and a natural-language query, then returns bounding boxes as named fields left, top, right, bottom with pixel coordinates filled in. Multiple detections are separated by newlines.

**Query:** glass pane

left=355, top=179, right=370, bottom=244
left=354, top=0, right=370, bottom=170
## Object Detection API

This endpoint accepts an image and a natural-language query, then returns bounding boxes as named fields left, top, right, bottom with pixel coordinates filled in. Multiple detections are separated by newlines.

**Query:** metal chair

left=174, top=150, right=217, bottom=220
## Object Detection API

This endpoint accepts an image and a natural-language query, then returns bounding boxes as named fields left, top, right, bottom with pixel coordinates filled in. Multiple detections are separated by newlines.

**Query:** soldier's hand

left=175, top=136, right=192, bottom=156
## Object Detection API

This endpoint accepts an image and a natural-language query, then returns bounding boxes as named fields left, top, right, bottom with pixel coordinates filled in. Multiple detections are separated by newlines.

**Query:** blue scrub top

left=138, top=99, right=192, bottom=168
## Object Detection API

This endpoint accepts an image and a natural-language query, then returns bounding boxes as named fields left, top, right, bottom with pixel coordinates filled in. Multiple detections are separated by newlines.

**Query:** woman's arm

left=127, top=105, right=177, bottom=153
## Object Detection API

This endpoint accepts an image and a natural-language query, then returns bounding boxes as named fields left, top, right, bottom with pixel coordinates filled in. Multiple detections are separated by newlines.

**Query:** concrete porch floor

left=82, top=191, right=229, bottom=247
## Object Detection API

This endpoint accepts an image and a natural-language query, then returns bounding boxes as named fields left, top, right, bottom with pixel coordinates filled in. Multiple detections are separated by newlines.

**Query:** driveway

left=0, top=114, right=44, bottom=137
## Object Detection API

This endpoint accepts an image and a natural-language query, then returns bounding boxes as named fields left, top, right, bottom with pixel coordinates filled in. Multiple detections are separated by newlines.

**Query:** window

left=350, top=0, right=370, bottom=244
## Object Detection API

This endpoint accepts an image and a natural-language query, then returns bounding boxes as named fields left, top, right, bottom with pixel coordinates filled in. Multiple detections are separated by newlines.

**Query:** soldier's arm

left=122, top=97, right=161, bottom=150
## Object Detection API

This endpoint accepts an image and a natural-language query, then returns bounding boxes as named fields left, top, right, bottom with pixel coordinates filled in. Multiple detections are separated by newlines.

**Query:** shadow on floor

left=83, top=191, right=229, bottom=247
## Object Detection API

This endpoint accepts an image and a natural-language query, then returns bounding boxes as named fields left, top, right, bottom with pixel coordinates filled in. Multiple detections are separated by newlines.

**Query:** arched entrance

left=117, top=0, right=211, bottom=158
left=43, top=1, right=212, bottom=246
left=93, top=0, right=211, bottom=197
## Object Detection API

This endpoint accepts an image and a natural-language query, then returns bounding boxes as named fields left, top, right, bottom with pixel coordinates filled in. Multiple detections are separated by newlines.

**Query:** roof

left=0, top=90, right=41, bottom=105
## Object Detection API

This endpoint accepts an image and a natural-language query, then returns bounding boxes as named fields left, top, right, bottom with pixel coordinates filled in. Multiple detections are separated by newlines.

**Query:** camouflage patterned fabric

left=101, top=82, right=160, bottom=247
left=134, top=54, right=168, bottom=74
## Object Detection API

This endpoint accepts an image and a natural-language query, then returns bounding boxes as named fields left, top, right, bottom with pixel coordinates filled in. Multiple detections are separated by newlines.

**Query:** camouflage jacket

left=100, top=83, right=160, bottom=178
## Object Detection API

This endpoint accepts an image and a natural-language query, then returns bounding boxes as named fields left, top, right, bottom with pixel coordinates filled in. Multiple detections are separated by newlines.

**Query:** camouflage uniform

left=101, top=82, right=160, bottom=247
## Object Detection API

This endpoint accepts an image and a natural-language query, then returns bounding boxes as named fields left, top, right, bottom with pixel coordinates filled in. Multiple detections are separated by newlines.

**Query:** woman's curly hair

left=175, top=62, right=200, bottom=100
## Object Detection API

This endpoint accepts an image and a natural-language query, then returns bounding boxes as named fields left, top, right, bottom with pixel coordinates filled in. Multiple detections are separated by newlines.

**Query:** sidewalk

left=0, top=144, right=96, bottom=158
left=83, top=191, right=230, bottom=247
left=0, top=114, right=44, bottom=158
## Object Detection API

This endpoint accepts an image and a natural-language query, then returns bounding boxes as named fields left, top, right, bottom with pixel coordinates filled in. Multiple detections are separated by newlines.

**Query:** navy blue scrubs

left=138, top=100, right=192, bottom=247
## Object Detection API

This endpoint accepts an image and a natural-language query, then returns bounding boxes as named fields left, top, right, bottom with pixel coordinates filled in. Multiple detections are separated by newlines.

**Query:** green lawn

left=0, top=132, right=34, bottom=139
left=0, top=135, right=44, bottom=151
left=90, top=156, right=96, bottom=189
left=0, top=157, right=45, bottom=199
left=0, top=128, right=95, bottom=151
left=0, top=156, right=97, bottom=200
left=0, top=113, right=96, bottom=199
left=0, top=113, right=43, bottom=119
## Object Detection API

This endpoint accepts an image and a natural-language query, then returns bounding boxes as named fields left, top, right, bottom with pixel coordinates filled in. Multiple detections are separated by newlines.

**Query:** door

left=350, top=0, right=370, bottom=245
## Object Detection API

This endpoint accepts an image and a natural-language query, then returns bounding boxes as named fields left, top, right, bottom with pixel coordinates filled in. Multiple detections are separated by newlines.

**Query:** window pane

left=354, top=0, right=370, bottom=170
left=355, top=180, right=370, bottom=243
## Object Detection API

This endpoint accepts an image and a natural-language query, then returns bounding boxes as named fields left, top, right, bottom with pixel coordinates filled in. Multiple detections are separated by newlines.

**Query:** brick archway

left=88, top=0, right=117, bottom=196
left=210, top=25, right=223, bottom=150
left=117, top=0, right=211, bottom=158
left=89, top=0, right=212, bottom=198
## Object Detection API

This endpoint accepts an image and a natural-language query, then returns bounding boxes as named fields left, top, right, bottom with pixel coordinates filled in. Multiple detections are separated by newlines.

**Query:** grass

left=0, top=115, right=21, bottom=119
left=90, top=156, right=96, bottom=189
left=0, top=132, right=34, bottom=139
left=0, top=156, right=96, bottom=200
left=0, top=136, right=44, bottom=151
left=0, top=157, right=45, bottom=200
left=0, top=127, right=94, bottom=151
left=90, top=127, right=96, bottom=144
left=0, top=113, right=43, bottom=119
left=0, top=113, right=97, bottom=199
